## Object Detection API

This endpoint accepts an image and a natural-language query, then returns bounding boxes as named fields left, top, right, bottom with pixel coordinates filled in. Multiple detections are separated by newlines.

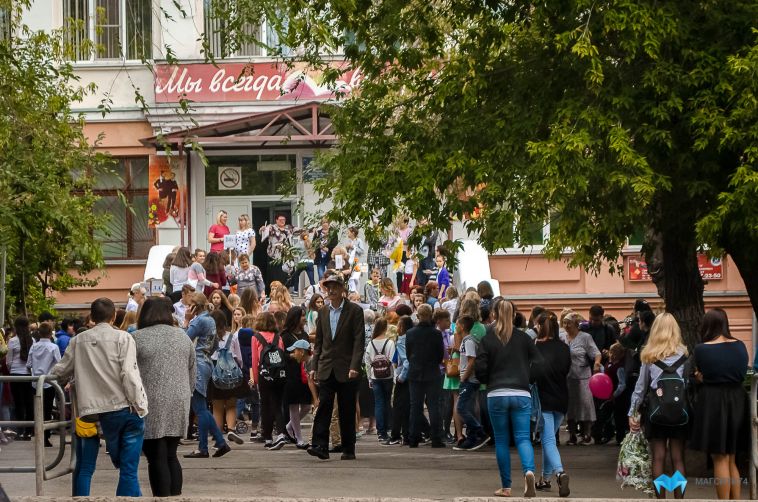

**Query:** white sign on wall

left=218, top=166, right=242, bottom=190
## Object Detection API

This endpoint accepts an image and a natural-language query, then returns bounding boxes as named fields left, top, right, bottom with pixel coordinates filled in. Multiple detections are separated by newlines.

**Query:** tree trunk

left=645, top=199, right=705, bottom=351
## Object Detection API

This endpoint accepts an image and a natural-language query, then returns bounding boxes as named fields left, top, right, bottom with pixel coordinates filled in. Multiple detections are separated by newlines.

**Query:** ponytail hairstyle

left=536, top=311, right=559, bottom=341
left=493, top=299, right=514, bottom=345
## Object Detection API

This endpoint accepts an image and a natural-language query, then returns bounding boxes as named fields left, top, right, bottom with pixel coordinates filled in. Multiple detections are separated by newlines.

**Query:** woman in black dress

left=280, top=306, right=314, bottom=448
left=691, top=309, right=749, bottom=500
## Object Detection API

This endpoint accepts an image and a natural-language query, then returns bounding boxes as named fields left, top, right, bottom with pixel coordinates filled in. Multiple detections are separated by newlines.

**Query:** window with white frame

left=203, top=1, right=295, bottom=58
left=63, top=0, right=152, bottom=61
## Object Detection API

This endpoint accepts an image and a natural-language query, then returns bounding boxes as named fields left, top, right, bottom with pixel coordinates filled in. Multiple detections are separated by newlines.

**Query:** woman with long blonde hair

left=477, top=299, right=542, bottom=498
left=268, top=283, right=292, bottom=312
left=628, top=313, right=689, bottom=499
left=234, top=213, right=255, bottom=258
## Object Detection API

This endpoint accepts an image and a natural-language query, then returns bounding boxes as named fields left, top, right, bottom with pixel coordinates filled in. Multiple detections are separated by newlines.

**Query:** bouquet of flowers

left=616, top=429, right=653, bottom=495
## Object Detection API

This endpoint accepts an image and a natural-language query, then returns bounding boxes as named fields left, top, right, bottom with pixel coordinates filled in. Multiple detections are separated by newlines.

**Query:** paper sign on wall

left=218, top=166, right=242, bottom=190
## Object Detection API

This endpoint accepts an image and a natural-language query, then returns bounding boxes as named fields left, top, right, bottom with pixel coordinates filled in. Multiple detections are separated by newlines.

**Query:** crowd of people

left=0, top=216, right=753, bottom=500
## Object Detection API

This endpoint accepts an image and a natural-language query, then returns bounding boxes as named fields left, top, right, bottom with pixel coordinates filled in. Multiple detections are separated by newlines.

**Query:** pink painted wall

left=490, top=253, right=754, bottom=353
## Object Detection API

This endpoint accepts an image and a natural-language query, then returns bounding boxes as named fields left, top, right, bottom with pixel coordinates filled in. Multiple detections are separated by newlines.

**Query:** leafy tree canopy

left=0, top=0, right=110, bottom=317
left=232, top=0, right=758, bottom=344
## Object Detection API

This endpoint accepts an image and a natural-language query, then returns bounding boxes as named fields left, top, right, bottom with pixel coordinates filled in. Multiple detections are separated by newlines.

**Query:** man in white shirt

left=51, top=298, right=148, bottom=497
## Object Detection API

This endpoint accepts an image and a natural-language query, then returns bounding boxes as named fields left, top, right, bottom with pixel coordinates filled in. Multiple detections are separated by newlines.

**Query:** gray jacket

left=51, top=323, right=148, bottom=418
left=132, top=324, right=196, bottom=439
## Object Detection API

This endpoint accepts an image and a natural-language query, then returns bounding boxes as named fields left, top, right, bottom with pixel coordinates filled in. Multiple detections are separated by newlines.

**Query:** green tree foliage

left=243, top=0, right=758, bottom=346
left=0, top=0, right=109, bottom=317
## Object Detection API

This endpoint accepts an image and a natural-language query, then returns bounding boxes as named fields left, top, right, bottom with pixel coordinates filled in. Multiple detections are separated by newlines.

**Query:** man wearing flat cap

left=307, top=273, right=365, bottom=461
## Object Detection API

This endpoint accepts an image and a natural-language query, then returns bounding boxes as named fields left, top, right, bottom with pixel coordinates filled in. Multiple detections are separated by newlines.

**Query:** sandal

left=535, top=479, right=551, bottom=491
left=494, top=488, right=511, bottom=497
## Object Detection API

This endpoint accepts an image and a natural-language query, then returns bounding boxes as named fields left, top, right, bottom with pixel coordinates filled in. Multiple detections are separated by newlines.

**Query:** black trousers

left=409, top=376, right=444, bottom=444
left=142, top=436, right=182, bottom=497
left=390, top=380, right=410, bottom=441
left=259, top=380, right=285, bottom=441
left=440, top=389, right=453, bottom=436
left=312, top=373, right=359, bottom=454
left=10, top=377, right=34, bottom=436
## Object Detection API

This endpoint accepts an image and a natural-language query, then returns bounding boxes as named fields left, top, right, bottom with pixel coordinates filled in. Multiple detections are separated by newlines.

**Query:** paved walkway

left=0, top=430, right=741, bottom=499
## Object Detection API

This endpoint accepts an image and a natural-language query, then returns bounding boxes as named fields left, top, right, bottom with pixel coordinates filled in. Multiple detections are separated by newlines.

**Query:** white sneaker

left=524, top=471, right=536, bottom=498
left=227, top=431, right=244, bottom=445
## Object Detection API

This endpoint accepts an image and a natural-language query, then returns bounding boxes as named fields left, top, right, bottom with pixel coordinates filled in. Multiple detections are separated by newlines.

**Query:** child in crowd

left=607, top=342, right=629, bottom=445
left=27, top=323, right=61, bottom=447
left=441, top=286, right=459, bottom=318
left=286, top=339, right=319, bottom=449
left=227, top=293, right=241, bottom=309
left=410, top=294, right=425, bottom=323
left=434, top=309, right=460, bottom=443
left=454, top=315, right=489, bottom=451
left=436, top=255, right=450, bottom=299
left=364, top=268, right=382, bottom=310
left=400, top=254, right=418, bottom=296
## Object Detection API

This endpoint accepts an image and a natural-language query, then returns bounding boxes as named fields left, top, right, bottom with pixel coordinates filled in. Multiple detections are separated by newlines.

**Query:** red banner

left=148, top=155, right=187, bottom=228
left=628, top=254, right=723, bottom=281
left=154, top=62, right=363, bottom=103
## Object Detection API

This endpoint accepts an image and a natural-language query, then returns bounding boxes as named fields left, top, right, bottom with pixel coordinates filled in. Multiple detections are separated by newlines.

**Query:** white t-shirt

left=404, top=259, right=415, bottom=274
left=211, top=332, right=242, bottom=367
left=235, top=228, right=255, bottom=256
left=459, top=335, right=479, bottom=384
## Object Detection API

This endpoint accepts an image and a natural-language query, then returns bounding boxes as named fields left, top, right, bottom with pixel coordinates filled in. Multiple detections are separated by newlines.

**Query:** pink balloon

left=589, top=373, right=613, bottom=400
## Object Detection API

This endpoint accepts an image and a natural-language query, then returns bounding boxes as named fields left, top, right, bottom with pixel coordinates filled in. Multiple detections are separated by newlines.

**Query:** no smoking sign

left=218, top=166, right=242, bottom=190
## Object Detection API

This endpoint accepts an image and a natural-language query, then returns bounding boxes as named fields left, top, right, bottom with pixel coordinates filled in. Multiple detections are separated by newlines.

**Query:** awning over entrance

left=140, top=101, right=337, bottom=149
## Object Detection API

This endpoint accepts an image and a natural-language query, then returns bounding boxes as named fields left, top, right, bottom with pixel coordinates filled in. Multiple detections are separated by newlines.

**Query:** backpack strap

left=654, top=355, right=687, bottom=373
left=370, top=340, right=378, bottom=355
left=380, top=339, right=389, bottom=355
left=271, top=333, right=280, bottom=350
left=253, top=332, right=269, bottom=349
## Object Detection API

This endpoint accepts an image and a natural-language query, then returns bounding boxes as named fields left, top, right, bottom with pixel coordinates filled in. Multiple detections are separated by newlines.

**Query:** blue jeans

left=191, top=391, right=226, bottom=453
left=540, top=411, right=564, bottom=478
left=488, top=395, right=535, bottom=489
left=73, top=435, right=100, bottom=496
left=287, top=262, right=315, bottom=292
left=98, top=408, right=145, bottom=497
left=457, top=381, right=483, bottom=437
left=371, top=379, right=393, bottom=437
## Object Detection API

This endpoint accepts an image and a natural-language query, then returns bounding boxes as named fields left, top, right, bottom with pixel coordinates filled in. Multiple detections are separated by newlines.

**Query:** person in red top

left=207, top=210, right=230, bottom=253
left=250, top=312, right=287, bottom=450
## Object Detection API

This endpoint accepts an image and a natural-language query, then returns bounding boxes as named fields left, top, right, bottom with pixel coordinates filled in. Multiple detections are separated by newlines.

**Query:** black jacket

left=406, top=321, right=445, bottom=382
left=475, top=326, right=542, bottom=393
left=533, top=338, right=571, bottom=413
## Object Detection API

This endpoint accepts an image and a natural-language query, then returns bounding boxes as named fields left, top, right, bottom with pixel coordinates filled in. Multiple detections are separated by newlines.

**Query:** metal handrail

left=751, top=373, right=757, bottom=500
left=0, top=375, right=76, bottom=495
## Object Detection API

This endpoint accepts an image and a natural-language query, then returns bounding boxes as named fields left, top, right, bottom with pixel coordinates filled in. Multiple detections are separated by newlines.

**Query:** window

left=203, top=1, right=292, bottom=58
left=204, top=155, right=296, bottom=196
left=63, top=0, right=152, bottom=61
left=93, top=157, right=155, bottom=259
left=0, top=7, right=10, bottom=41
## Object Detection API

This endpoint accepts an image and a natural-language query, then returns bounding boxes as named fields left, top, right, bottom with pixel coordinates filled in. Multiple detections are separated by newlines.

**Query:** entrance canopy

left=141, top=101, right=337, bottom=149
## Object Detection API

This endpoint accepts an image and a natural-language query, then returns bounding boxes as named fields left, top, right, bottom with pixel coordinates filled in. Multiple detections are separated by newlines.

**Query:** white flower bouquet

left=616, top=429, right=653, bottom=495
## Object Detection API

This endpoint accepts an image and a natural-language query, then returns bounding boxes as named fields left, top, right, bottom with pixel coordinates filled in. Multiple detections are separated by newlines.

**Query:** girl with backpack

left=280, top=307, right=313, bottom=449
left=251, top=312, right=288, bottom=450
left=628, top=313, right=689, bottom=499
left=365, top=318, right=396, bottom=442
left=691, top=309, right=749, bottom=500
left=209, top=310, right=246, bottom=446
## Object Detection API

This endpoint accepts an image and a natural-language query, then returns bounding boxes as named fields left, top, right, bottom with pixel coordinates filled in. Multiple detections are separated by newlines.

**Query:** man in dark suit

left=307, top=273, right=365, bottom=460
left=406, top=303, right=446, bottom=448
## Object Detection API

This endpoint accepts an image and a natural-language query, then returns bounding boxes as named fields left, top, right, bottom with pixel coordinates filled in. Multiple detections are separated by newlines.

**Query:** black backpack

left=254, top=333, right=287, bottom=383
left=645, top=355, right=689, bottom=426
